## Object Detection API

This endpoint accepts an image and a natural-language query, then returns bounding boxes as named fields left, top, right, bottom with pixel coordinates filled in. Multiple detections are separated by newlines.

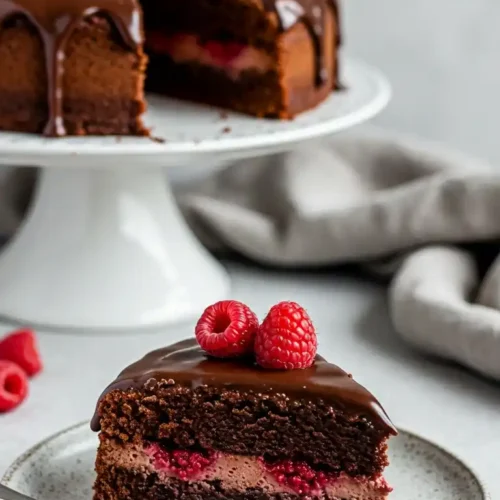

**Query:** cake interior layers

left=141, top=0, right=338, bottom=118
left=95, top=438, right=392, bottom=500
left=95, top=383, right=392, bottom=478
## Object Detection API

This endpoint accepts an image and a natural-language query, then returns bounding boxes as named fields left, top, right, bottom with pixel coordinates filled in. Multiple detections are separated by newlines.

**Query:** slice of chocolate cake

left=92, top=301, right=396, bottom=500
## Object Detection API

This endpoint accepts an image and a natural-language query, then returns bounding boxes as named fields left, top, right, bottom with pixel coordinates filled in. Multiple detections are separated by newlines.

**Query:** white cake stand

left=0, top=59, right=390, bottom=331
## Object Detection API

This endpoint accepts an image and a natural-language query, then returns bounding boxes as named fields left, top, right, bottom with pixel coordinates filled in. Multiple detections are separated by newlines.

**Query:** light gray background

left=346, top=0, right=500, bottom=163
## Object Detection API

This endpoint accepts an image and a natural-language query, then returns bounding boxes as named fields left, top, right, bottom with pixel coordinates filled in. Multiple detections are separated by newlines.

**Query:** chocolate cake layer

left=0, top=1, right=146, bottom=136
left=146, top=57, right=285, bottom=118
left=94, top=465, right=389, bottom=500
left=0, top=93, right=145, bottom=135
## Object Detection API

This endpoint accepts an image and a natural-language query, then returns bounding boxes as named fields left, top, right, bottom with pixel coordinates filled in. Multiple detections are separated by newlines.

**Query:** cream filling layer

left=146, top=32, right=274, bottom=79
left=100, top=441, right=391, bottom=499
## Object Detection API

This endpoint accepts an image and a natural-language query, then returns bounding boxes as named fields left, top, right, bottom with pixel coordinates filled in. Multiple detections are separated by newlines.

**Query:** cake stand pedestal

left=0, top=166, right=226, bottom=331
left=0, top=59, right=390, bottom=331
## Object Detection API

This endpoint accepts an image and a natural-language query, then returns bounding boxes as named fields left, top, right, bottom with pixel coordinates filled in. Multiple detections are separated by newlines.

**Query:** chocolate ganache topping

left=91, top=338, right=396, bottom=434
left=0, top=0, right=142, bottom=136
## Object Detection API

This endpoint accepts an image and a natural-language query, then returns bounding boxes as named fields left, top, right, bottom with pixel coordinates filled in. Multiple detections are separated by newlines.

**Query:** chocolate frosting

left=0, top=0, right=141, bottom=136
left=91, top=338, right=396, bottom=434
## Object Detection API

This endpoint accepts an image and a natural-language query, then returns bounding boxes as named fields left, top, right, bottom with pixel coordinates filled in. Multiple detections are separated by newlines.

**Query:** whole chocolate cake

left=92, top=301, right=396, bottom=500
left=0, top=0, right=342, bottom=136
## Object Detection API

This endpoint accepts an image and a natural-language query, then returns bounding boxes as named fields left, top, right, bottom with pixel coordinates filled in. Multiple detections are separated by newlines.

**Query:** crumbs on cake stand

left=151, top=136, right=166, bottom=144
left=113, top=135, right=165, bottom=143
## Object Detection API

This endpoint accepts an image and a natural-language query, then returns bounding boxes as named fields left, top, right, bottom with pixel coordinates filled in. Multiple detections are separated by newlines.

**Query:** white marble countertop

left=0, top=263, right=499, bottom=497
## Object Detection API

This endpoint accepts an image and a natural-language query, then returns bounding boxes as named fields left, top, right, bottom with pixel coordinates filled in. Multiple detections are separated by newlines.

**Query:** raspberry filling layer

left=146, top=445, right=217, bottom=480
left=261, top=459, right=333, bottom=495
left=145, top=32, right=274, bottom=78
left=140, top=443, right=392, bottom=497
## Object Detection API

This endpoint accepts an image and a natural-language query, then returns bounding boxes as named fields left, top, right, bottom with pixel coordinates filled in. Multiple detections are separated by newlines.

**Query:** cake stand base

left=0, top=167, right=230, bottom=331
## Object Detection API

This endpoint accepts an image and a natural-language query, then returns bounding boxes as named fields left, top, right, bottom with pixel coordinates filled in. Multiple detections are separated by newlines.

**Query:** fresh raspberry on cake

left=0, top=329, right=42, bottom=377
left=0, top=360, right=29, bottom=413
left=255, top=301, right=317, bottom=370
left=195, top=300, right=259, bottom=357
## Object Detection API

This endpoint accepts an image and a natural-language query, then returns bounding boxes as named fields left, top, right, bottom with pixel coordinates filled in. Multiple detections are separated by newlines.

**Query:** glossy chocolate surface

left=91, top=338, right=396, bottom=434
left=0, top=0, right=141, bottom=136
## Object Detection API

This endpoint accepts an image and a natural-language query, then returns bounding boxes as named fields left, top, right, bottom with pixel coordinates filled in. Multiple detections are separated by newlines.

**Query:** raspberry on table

left=0, top=360, right=29, bottom=413
left=0, top=329, right=43, bottom=377
left=195, top=300, right=259, bottom=358
left=255, top=301, right=317, bottom=370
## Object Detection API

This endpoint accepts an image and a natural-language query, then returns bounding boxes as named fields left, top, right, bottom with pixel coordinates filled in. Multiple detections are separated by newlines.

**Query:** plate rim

left=1, top=421, right=492, bottom=500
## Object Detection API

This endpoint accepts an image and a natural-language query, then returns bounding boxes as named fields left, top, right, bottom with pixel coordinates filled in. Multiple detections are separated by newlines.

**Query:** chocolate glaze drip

left=265, top=0, right=341, bottom=87
left=0, top=0, right=142, bottom=136
left=91, top=338, right=396, bottom=434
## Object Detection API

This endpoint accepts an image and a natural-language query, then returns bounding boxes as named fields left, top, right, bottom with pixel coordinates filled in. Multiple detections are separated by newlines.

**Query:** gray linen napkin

left=2, top=131, right=500, bottom=381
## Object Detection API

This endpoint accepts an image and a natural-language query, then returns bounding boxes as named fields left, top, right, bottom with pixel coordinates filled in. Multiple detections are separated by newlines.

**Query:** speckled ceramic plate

left=1, top=422, right=490, bottom=500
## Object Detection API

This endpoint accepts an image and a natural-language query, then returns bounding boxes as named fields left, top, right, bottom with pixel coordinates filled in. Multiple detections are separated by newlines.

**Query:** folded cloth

left=2, top=130, right=500, bottom=381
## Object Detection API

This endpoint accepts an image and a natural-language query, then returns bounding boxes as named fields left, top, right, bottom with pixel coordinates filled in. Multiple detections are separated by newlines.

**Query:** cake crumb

left=151, top=136, right=166, bottom=144
left=222, top=126, right=231, bottom=134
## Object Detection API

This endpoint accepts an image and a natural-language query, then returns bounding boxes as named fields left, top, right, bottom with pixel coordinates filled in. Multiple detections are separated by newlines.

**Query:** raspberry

left=204, top=40, right=245, bottom=65
left=261, top=458, right=331, bottom=494
left=0, top=329, right=42, bottom=377
left=146, top=444, right=217, bottom=480
left=255, top=301, right=317, bottom=370
left=0, top=360, right=29, bottom=413
left=195, top=300, right=258, bottom=358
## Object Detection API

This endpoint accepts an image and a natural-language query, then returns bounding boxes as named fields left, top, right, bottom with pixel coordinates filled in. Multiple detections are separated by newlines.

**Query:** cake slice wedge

left=92, top=302, right=396, bottom=500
